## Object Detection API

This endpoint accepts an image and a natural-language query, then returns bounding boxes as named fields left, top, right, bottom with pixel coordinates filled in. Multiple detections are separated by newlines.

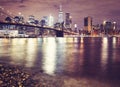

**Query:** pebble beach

left=0, top=62, right=120, bottom=87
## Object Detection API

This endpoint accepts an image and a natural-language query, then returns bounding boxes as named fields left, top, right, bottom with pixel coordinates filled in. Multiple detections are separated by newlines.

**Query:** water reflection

left=101, top=37, right=108, bottom=71
left=0, top=37, right=120, bottom=80
left=42, top=38, right=57, bottom=75
left=25, top=39, right=37, bottom=67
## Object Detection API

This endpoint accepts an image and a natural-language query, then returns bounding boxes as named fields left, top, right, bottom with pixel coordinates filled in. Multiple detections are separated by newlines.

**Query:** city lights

left=0, top=1, right=120, bottom=87
left=103, top=20, right=106, bottom=25
left=74, top=24, right=77, bottom=28
left=0, top=2, right=119, bottom=37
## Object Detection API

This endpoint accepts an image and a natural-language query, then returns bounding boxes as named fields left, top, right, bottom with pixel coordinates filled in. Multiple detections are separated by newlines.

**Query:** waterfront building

left=0, top=30, right=18, bottom=37
left=25, top=27, right=39, bottom=37
left=84, top=16, right=92, bottom=33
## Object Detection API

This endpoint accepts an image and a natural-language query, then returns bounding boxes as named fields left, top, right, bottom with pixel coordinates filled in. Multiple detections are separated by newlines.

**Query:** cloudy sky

left=0, top=0, right=120, bottom=28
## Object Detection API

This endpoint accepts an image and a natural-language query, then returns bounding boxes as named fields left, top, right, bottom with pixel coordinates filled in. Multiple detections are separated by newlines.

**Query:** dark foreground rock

left=0, top=64, right=37, bottom=87
left=0, top=63, right=64, bottom=87
left=0, top=63, right=120, bottom=87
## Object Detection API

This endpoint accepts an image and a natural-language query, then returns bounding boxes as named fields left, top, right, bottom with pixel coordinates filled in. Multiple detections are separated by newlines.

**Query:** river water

left=0, top=37, right=120, bottom=82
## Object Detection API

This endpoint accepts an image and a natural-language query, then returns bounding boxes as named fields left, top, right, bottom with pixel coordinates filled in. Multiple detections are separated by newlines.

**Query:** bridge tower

left=56, top=22, right=64, bottom=37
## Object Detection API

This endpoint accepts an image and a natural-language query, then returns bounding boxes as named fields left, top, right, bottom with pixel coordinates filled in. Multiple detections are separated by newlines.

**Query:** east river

left=0, top=37, right=120, bottom=86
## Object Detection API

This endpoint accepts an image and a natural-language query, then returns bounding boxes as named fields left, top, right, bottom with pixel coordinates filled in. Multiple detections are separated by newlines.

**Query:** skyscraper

left=84, top=16, right=92, bottom=33
left=48, top=14, right=54, bottom=27
left=65, top=13, right=72, bottom=29
left=42, top=16, right=49, bottom=26
left=58, top=5, right=64, bottom=23
left=103, top=21, right=116, bottom=34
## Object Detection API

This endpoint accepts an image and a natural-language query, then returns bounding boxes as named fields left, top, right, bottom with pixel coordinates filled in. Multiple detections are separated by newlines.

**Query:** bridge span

left=0, top=21, right=78, bottom=37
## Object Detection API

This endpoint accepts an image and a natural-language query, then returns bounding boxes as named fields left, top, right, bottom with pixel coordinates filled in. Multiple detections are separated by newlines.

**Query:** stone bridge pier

left=56, top=30, right=64, bottom=37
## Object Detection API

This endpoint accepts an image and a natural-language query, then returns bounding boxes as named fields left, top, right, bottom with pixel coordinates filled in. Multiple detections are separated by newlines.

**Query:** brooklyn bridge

left=0, top=6, right=78, bottom=37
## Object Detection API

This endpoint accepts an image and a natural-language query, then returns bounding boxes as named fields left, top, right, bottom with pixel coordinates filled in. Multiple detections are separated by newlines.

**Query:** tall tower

left=48, top=14, right=54, bottom=27
left=84, top=16, right=92, bottom=32
left=58, top=5, right=64, bottom=23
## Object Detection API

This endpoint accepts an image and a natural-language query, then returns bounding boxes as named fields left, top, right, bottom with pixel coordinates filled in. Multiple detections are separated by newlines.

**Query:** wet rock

left=0, top=63, right=119, bottom=87
left=0, top=63, right=37, bottom=87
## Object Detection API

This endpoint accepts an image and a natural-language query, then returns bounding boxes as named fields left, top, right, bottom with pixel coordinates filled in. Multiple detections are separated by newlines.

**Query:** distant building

left=58, top=5, right=64, bottom=23
left=65, top=13, right=72, bottom=29
left=14, top=16, right=24, bottom=23
left=92, top=24, right=100, bottom=30
left=28, top=15, right=35, bottom=24
left=48, top=14, right=54, bottom=27
left=74, top=24, right=78, bottom=32
left=103, top=21, right=117, bottom=34
left=25, top=27, right=39, bottom=37
left=42, top=16, right=49, bottom=26
left=0, top=30, right=18, bottom=37
left=84, top=16, right=92, bottom=33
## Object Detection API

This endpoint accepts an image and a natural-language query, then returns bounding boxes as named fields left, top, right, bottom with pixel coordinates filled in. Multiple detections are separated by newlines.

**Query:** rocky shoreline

left=0, top=63, right=120, bottom=87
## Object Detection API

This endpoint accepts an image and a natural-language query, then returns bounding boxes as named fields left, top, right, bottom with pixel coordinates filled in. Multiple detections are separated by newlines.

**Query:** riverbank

left=0, top=62, right=120, bottom=87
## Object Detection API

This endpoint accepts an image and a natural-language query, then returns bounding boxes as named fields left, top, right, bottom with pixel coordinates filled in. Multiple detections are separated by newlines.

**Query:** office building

left=48, top=14, right=54, bottom=27
left=84, top=16, right=92, bottom=32
left=42, top=16, right=49, bottom=26
left=102, top=21, right=117, bottom=34
left=104, top=22, right=112, bottom=30
left=65, top=13, right=72, bottom=29
left=58, top=5, right=64, bottom=23
left=28, top=15, right=35, bottom=24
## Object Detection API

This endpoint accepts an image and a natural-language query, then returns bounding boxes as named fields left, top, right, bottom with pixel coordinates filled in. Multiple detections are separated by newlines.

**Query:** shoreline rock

left=0, top=63, right=120, bottom=87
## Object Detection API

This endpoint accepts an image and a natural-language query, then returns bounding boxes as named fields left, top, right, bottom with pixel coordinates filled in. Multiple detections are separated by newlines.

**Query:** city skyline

left=0, top=0, right=120, bottom=29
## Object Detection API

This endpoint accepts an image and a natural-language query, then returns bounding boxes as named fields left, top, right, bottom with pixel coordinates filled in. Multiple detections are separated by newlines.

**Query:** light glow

left=42, top=38, right=56, bottom=75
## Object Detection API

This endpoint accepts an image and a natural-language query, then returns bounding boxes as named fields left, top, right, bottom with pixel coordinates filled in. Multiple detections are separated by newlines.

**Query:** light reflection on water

left=0, top=37, right=120, bottom=80
left=101, top=37, right=108, bottom=71
left=42, top=38, right=57, bottom=75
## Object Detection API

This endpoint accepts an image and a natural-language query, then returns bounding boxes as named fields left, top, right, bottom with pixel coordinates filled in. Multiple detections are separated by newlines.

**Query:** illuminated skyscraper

left=84, top=16, right=92, bottom=32
left=58, top=5, right=64, bottom=23
left=48, top=14, right=54, bottom=27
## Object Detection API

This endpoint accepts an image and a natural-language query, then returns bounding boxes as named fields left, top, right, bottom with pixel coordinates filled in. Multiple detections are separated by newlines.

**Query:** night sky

left=0, top=0, right=120, bottom=28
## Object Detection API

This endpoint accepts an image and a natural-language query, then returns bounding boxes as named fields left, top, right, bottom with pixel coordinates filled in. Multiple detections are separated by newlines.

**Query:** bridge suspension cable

left=0, top=6, right=14, bottom=21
